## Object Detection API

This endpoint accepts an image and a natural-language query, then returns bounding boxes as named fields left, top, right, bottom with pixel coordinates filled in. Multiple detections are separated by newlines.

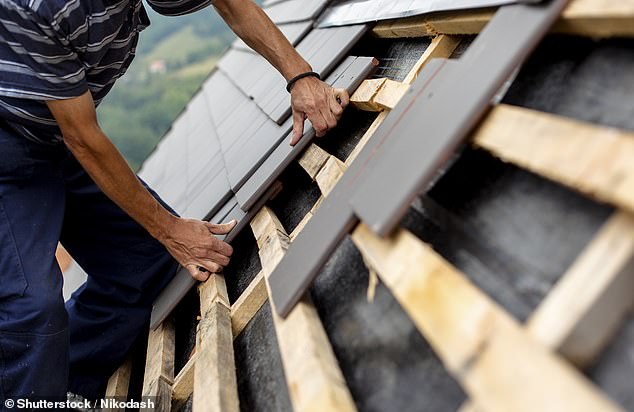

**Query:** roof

left=115, top=2, right=634, bottom=411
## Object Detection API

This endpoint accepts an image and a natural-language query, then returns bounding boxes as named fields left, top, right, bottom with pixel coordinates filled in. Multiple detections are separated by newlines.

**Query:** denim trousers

left=0, top=123, right=179, bottom=404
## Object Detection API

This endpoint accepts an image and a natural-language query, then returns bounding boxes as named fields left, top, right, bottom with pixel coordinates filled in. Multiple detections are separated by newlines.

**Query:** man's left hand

left=290, top=76, right=349, bottom=146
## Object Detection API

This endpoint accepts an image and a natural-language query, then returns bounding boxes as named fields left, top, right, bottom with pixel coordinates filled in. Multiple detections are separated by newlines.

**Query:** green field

left=97, top=6, right=235, bottom=170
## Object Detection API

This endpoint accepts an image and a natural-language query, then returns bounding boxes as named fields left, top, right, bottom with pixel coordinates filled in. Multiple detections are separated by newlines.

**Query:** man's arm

left=212, top=0, right=350, bottom=145
left=46, top=91, right=235, bottom=281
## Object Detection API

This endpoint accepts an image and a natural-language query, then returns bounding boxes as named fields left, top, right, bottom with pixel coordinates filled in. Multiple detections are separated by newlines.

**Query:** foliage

left=97, top=6, right=234, bottom=170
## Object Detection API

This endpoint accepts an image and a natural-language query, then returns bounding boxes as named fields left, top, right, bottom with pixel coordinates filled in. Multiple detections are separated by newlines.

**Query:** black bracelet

left=286, top=71, right=320, bottom=92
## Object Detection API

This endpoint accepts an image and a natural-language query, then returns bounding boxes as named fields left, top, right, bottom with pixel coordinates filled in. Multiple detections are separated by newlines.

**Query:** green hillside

left=97, top=6, right=235, bottom=170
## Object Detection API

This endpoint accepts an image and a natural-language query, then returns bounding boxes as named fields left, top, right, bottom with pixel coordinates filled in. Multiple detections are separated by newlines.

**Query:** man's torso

left=0, top=0, right=150, bottom=144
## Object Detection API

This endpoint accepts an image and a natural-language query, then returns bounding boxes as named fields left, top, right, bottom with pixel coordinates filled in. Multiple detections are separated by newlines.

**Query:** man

left=0, top=0, right=348, bottom=403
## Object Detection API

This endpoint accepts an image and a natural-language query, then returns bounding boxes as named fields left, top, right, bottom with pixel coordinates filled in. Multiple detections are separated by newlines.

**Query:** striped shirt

left=0, top=0, right=212, bottom=144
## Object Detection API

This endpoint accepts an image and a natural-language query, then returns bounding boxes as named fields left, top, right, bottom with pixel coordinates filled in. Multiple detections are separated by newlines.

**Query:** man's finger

left=310, top=112, right=329, bottom=137
left=291, top=109, right=305, bottom=146
left=321, top=108, right=338, bottom=131
left=197, top=260, right=222, bottom=274
left=329, top=95, right=344, bottom=120
left=334, top=88, right=349, bottom=108
left=207, top=219, right=237, bottom=235
left=187, top=264, right=210, bottom=282
left=204, top=237, right=233, bottom=257
left=204, top=251, right=231, bottom=267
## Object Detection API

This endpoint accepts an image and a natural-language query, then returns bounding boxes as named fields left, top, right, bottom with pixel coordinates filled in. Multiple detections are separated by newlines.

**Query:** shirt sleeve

left=145, top=0, right=214, bottom=17
left=0, top=3, right=87, bottom=101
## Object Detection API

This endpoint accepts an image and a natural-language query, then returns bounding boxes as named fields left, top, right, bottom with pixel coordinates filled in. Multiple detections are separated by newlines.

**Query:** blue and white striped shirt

left=0, top=0, right=212, bottom=144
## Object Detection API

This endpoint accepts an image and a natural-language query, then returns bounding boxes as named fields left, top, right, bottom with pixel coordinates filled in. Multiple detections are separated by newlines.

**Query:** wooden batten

left=473, top=104, right=634, bottom=215
left=458, top=211, right=634, bottom=412
left=403, top=35, right=461, bottom=84
left=526, top=211, right=634, bottom=367
left=372, top=0, right=634, bottom=38
left=230, top=270, right=267, bottom=338
left=315, top=156, right=347, bottom=197
left=250, top=207, right=357, bottom=412
left=298, top=144, right=331, bottom=180
left=350, top=78, right=388, bottom=111
left=351, top=224, right=623, bottom=412
left=141, top=317, right=175, bottom=412
left=351, top=78, right=410, bottom=112
left=193, top=274, right=240, bottom=412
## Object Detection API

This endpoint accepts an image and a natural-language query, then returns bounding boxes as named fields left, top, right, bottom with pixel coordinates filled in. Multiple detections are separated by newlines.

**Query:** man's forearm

left=65, top=123, right=176, bottom=241
left=213, top=0, right=311, bottom=80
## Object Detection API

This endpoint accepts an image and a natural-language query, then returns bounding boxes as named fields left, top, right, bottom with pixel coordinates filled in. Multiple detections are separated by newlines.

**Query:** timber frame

left=106, top=1, right=634, bottom=410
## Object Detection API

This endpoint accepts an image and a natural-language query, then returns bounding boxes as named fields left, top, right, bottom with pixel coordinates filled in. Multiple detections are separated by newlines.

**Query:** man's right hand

left=160, top=217, right=237, bottom=281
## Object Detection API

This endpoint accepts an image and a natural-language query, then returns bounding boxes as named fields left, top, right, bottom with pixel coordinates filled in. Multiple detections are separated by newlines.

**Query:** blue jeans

left=0, top=123, right=179, bottom=403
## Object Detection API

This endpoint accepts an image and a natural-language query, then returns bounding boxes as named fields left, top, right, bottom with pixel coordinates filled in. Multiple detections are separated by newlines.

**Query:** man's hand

left=290, top=76, right=349, bottom=145
left=161, top=218, right=237, bottom=282
left=212, top=0, right=349, bottom=145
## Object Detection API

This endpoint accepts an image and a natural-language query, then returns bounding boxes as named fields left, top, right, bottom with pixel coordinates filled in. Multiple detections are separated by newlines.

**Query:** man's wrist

left=286, top=71, right=320, bottom=92
left=284, top=61, right=313, bottom=81
left=149, top=207, right=179, bottom=243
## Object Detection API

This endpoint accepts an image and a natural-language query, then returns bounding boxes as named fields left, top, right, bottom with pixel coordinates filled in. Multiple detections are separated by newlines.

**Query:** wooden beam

left=350, top=78, right=387, bottom=111
left=473, top=104, right=634, bottom=215
left=251, top=207, right=357, bottom=412
left=142, top=317, right=175, bottom=412
left=526, top=211, right=634, bottom=367
left=351, top=224, right=623, bottom=412
left=230, top=271, right=267, bottom=338
left=373, top=1, right=634, bottom=38
left=171, top=352, right=198, bottom=411
left=403, top=35, right=461, bottom=85
left=298, top=144, right=331, bottom=180
left=104, top=355, right=132, bottom=412
left=315, top=156, right=347, bottom=197
left=351, top=78, right=410, bottom=112
left=555, top=0, right=634, bottom=38
left=351, top=36, right=459, bottom=113
left=457, top=211, right=634, bottom=412
left=193, top=274, right=240, bottom=412
left=372, top=9, right=494, bottom=38
left=373, top=80, right=411, bottom=111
